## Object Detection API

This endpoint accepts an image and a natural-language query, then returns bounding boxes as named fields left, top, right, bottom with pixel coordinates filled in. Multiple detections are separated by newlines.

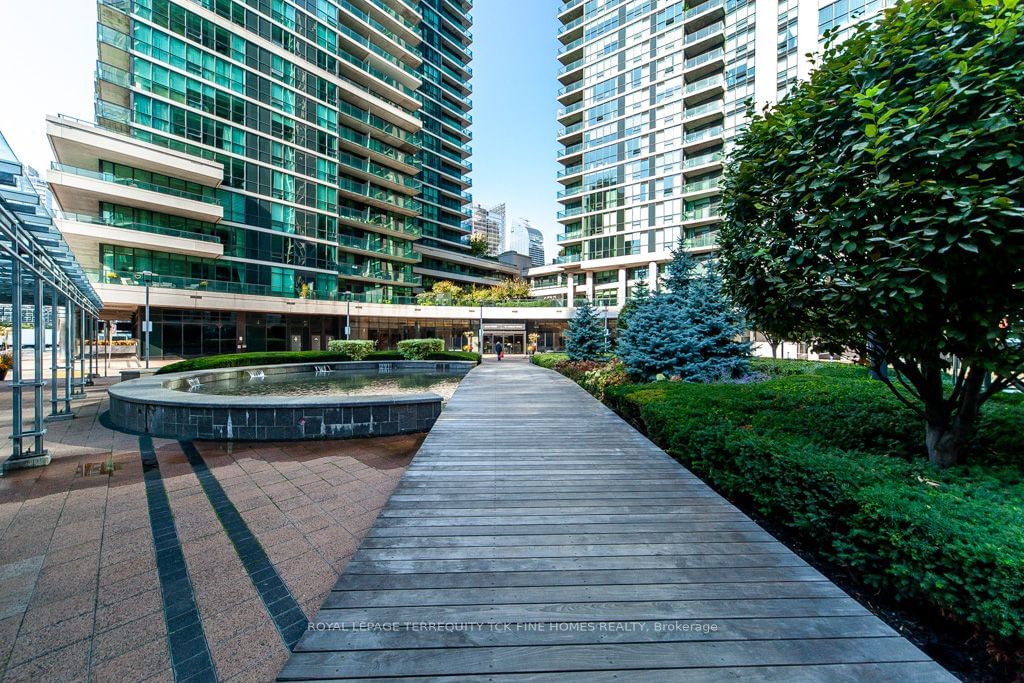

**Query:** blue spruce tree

left=617, top=242, right=750, bottom=381
left=565, top=299, right=608, bottom=361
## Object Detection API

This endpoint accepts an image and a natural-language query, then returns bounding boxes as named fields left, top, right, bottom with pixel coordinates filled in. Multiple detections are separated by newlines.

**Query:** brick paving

left=0, top=381, right=421, bottom=682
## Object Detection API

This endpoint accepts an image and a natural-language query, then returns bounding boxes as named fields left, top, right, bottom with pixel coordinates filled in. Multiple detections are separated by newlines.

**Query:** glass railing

left=337, top=205, right=421, bottom=237
left=338, top=263, right=422, bottom=285
left=685, top=75, right=724, bottom=94
left=684, top=230, right=719, bottom=249
left=557, top=186, right=583, bottom=199
left=89, top=268, right=276, bottom=298
left=684, top=151, right=725, bottom=169
left=685, top=47, right=724, bottom=71
left=558, top=143, right=583, bottom=158
left=558, top=58, right=585, bottom=76
left=685, top=21, right=725, bottom=46
left=556, top=253, right=582, bottom=264
left=557, top=230, right=583, bottom=242
left=686, top=0, right=724, bottom=20
left=682, top=176, right=721, bottom=194
left=558, top=0, right=584, bottom=15
left=57, top=212, right=222, bottom=244
left=557, top=206, right=584, bottom=219
left=557, top=101, right=584, bottom=117
left=337, top=234, right=420, bottom=261
left=557, top=80, right=584, bottom=97
left=558, top=37, right=584, bottom=55
left=685, top=125, right=725, bottom=145
left=557, top=164, right=583, bottom=178
left=683, top=205, right=722, bottom=221
left=50, top=162, right=216, bottom=203
left=558, top=15, right=584, bottom=36
left=96, top=61, right=129, bottom=87
left=684, top=99, right=725, bottom=120
left=558, top=122, right=584, bottom=137
left=337, top=100, right=419, bottom=146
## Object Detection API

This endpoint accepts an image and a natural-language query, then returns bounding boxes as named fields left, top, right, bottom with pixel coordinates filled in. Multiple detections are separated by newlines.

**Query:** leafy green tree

left=565, top=299, right=608, bottom=361
left=719, top=0, right=1024, bottom=467
left=617, top=245, right=750, bottom=382
left=468, top=233, right=490, bottom=257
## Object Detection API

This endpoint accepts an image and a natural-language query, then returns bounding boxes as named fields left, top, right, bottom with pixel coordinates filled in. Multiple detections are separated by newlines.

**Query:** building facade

left=49, top=0, right=517, bottom=357
left=470, top=201, right=505, bottom=256
left=527, top=225, right=545, bottom=266
left=537, top=0, right=885, bottom=306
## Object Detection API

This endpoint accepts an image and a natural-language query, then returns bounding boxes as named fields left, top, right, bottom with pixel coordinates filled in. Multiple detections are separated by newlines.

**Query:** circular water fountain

left=107, top=361, right=474, bottom=441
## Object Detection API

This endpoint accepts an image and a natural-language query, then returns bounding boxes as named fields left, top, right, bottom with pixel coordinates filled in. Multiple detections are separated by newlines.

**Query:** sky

left=0, top=0, right=562, bottom=255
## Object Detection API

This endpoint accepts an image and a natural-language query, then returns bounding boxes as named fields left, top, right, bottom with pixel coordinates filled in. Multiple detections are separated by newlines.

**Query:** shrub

left=326, top=339, right=375, bottom=360
left=531, top=352, right=568, bottom=369
left=604, top=376, right=1024, bottom=649
left=157, top=351, right=360, bottom=375
left=397, top=338, right=445, bottom=360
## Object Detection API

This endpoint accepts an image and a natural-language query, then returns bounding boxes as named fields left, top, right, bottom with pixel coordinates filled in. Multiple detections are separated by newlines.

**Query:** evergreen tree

left=616, top=278, right=650, bottom=336
left=565, top=299, right=608, bottom=361
left=617, top=244, right=750, bottom=382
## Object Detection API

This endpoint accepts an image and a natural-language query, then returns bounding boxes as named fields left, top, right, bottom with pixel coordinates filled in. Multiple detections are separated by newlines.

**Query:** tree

left=564, top=299, right=608, bottom=361
left=617, top=245, right=750, bottom=382
left=718, top=0, right=1024, bottom=467
left=616, top=278, right=650, bottom=336
left=468, top=233, right=489, bottom=257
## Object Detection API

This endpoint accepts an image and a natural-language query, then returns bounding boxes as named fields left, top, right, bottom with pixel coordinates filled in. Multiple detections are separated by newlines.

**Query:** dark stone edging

left=108, top=361, right=473, bottom=441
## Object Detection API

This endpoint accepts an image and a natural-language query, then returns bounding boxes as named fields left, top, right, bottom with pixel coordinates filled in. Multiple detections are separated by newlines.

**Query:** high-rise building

left=48, top=0, right=515, bottom=356
left=504, top=217, right=532, bottom=257
left=470, top=201, right=505, bottom=256
left=541, top=0, right=871, bottom=308
left=527, top=226, right=544, bottom=267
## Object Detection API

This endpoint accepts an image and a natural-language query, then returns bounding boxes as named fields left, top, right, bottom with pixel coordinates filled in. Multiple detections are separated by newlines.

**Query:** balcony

left=558, top=57, right=585, bottom=84
left=56, top=212, right=224, bottom=259
left=557, top=229, right=584, bottom=243
left=337, top=234, right=421, bottom=263
left=684, top=0, right=725, bottom=31
left=47, top=162, right=224, bottom=223
left=557, top=79, right=585, bottom=105
left=558, top=0, right=584, bottom=21
left=557, top=206, right=584, bottom=220
left=556, top=253, right=582, bottom=264
left=684, top=20, right=725, bottom=56
left=684, top=74, right=725, bottom=105
left=557, top=185, right=583, bottom=199
left=557, top=164, right=584, bottom=180
left=684, top=99, right=725, bottom=127
left=558, top=15, right=584, bottom=42
left=684, top=230, right=719, bottom=250
left=682, top=176, right=721, bottom=199
left=558, top=142, right=583, bottom=160
left=682, top=204, right=723, bottom=227
left=683, top=124, right=725, bottom=153
left=337, top=205, right=422, bottom=239
left=684, top=47, right=725, bottom=80
left=338, top=263, right=423, bottom=286
left=683, top=150, right=726, bottom=176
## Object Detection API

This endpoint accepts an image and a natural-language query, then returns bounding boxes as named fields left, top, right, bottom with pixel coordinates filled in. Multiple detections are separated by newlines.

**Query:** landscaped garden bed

left=534, top=354, right=1024, bottom=679
left=156, top=348, right=481, bottom=375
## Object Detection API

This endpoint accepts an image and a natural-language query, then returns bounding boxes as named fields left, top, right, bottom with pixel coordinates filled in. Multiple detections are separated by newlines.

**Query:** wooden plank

left=280, top=361, right=951, bottom=681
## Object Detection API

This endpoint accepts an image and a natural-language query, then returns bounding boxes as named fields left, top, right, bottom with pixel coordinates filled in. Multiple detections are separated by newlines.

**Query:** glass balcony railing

left=557, top=206, right=584, bottom=219
left=686, top=0, right=724, bottom=20
left=682, top=177, right=721, bottom=195
left=557, top=101, right=583, bottom=117
left=684, top=99, right=725, bottom=121
left=557, top=186, right=583, bottom=199
left=50, top=163, right=216, bottom=203
left=337, top=234, right=420, bottom=261
left=558, top=15, right=584, bottom=36
left=684, top=151, right=725, bottom=169
left=338, top=263, right=422, bottom=285
left=57, top=212, right=222, bottom=244
left=89, top=269, right=280, bottom=298
left=685, top=47, right=724, bottom=71
left=558, top=0, right=584, bottom=16
left=558, top=143, right=583, bottom=158
left=684, top=230, right=720, bottom=249
left=557, top=80, right=584, bottom=97
left=557, top=164, right=583, bottom=178
left=685, top=75, right=724, bottom=95
left=684, top=125, right=725, bottom=146
left=685, top=21, right=725, bottom=46
left=682, top=205, right=722, bottom=222
left=557, top=230, right=583, bottom=242
left=337, top=205, right=421, bottom=237
left=556, top=253, right=582, bottom=264
left=558, top=122, right=584, bottom=137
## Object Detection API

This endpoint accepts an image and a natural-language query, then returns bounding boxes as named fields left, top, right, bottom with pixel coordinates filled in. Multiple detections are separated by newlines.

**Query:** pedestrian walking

left=495, top=340, right=504, bottom=361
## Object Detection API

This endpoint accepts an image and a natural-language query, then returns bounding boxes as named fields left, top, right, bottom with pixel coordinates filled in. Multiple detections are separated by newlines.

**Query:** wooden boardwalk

left=280, top=360, right=952, bottom=681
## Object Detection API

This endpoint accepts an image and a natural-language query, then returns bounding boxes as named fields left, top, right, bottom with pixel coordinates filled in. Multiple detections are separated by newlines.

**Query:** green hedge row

left=603, top=375, right=1024, bottom=646
left=531, top=352, right=568, bottom=369
left=156, top=349, right=481, bottom=374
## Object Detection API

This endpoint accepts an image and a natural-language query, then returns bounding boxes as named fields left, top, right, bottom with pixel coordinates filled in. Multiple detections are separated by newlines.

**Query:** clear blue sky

left=469, top=0, right=562, bottom=257
left=0, top=0, right=562, bottom=256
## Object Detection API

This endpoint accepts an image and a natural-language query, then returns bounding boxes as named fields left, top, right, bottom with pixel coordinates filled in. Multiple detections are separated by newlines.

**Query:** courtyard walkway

left=283, top=359, right=952, bottom=681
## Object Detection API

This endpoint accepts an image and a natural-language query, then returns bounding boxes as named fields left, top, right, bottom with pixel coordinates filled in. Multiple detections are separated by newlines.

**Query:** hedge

left=397, top=338, right=445, bottom=360
left=157, top=349, right=481, bottom=374
left=604, top=375, right=1024, bottom=647
left=531, top=352, right=568, bottom=369
left=325, top=339, right=375, bottom=359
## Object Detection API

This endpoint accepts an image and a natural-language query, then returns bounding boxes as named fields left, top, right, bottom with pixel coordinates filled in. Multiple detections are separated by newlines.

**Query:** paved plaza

left=0, top=379, right=420, bottom=682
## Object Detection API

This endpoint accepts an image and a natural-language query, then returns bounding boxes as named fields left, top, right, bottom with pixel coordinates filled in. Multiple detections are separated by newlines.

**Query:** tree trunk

left=923, top=367, right=985, bottom=468
left=769, top=341, right=779, bottom=359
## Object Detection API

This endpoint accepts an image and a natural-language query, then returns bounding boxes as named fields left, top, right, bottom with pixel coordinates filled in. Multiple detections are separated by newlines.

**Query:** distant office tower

left=470, top=202, right=505, bottom=256
left=527, top=226, right=544, bottom=267
left=504, top=217, right=532, bottom=257
left=48, top=0, right=516, bottom=357
left=544, top=0, right=880, bottom=309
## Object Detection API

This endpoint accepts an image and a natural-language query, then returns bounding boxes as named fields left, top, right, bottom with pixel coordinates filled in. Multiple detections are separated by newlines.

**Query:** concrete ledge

left=108, top=361, right=473, bottom=441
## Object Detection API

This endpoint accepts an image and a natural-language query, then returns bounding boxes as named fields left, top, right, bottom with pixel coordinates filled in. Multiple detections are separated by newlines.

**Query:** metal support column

left=32, top=276, right=47, bottom=458
left=47, top=291, right=73, bottom=421
left=76, top=305, right=87, bottom=394
left=63, top=300, right=75, bottom=412
left=9, top=260, right=23, bottom=459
